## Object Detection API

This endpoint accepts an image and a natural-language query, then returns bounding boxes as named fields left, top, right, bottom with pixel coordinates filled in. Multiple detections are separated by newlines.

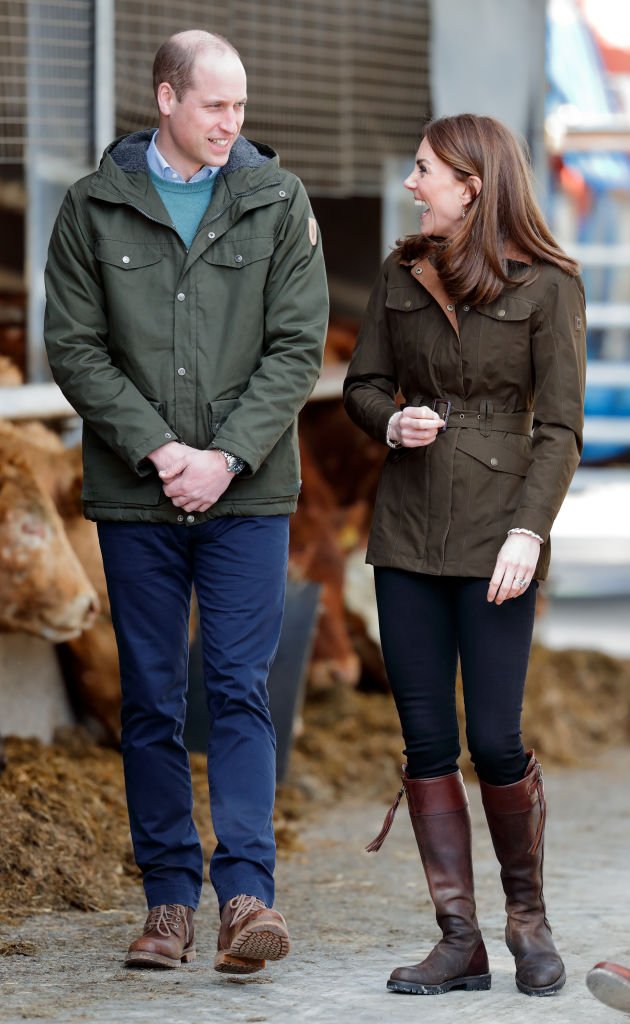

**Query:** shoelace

left=228, top=894, right=266, bottom=926
left=144, top=904, right=185, bottom=937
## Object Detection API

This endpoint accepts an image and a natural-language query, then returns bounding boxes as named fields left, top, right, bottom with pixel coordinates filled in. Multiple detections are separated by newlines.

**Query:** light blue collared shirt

left=147, top=130, right=221, bottom=184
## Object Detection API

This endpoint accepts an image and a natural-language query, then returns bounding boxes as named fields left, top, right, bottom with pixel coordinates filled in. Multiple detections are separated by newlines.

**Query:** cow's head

left=0, top=455, right=98, bottom=641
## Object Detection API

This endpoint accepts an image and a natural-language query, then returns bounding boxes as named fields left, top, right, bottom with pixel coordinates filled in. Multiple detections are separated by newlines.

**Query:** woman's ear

left=462, top=175, right=483, bottom=209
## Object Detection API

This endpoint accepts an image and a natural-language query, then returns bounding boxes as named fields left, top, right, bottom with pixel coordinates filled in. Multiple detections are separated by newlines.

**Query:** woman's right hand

left=389, top=406, right=445, bottom=448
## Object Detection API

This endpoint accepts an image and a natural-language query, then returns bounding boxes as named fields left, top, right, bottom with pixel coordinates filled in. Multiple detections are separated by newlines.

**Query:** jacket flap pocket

left=201, top=237, right=275, bottom=268
left=385, top=287, right=431, bottom=312
left=95, top=239, right=164, bottom=269
left=475, top=296, right=532, bottom=322
left=456, top=431, right=531, bottom=476
left=209, top=397, right=240, bottom=434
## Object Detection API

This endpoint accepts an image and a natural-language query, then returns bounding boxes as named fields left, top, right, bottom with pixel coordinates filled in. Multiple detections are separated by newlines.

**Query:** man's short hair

left=152, top=31, right=240, bottom=102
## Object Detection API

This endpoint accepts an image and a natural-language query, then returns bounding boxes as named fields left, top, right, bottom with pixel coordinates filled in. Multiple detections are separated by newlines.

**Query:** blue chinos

left=97, top=515, right=289, bottom=912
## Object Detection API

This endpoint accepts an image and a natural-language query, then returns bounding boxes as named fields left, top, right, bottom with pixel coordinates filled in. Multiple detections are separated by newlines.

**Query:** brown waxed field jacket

left=343, top=252, right=586, bottom=580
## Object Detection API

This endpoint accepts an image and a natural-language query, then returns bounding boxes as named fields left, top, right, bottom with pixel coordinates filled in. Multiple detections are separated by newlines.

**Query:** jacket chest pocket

left=474, top=296, right=534, bottom=389
left=94, top=240, right=170, bottom=335
left=95, top=239, right=165, bottom=277
left=201, top=236, right=275, bottom=274
left=385, top=286, right=432, bottom=355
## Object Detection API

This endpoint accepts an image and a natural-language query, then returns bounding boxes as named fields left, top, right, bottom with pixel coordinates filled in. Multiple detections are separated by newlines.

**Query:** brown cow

left=0, top=438, right=98, bottom=642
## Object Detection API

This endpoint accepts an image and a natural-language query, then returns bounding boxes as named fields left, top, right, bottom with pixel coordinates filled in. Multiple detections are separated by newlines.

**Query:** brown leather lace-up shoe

left=125, top=904, right=196, bottom=968
left=214, top=894, right=290, bottom=974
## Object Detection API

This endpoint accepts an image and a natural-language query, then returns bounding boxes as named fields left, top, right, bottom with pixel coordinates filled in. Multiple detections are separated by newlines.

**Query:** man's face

left=157, top=50, right=247, bottom=178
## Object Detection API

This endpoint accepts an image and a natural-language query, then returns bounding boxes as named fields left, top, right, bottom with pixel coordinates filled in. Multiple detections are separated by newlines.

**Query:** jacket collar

left=102, top=128, right=274, bottom=176
left=405, top=240, right=534, bottom=338
left=87, top=130, right=279, bottom=213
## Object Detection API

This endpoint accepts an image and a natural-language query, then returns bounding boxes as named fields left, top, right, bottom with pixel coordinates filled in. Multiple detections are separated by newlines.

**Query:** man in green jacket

left=44, top=30, right=328, bottom=973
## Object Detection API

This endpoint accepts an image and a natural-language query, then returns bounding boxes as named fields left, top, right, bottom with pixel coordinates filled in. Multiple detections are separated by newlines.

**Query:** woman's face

left=404, top=138, right=469, bottom=238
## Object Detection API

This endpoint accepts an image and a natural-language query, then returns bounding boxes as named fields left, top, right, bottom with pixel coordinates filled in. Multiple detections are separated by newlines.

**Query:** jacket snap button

left=459, top=413, right=465, bottom=419
left=404, top=300, right=411, bottom=309
left=177, top=292, right=185, bottom=301
left=177, top=367, right=186, bottom=376
left=415, top=267, right=423, bottom=274
left=177, top=514, right=184, bottom=522
left=446, top=303, right=454, bottom=311
left=164, top=432, right=172, bottom=439
left=463, top=304, right=470, bottom=311
left=498, top=309, right=506, bottom=317
left=234, top=254, right=243, bottom=263
left=490, top=457, right=499, bottom=467
left=279, top=190, right=287, bottom=197
left=208, top=231, right=215, bottom=239
left=122, top=256, right=130, bottom=264
left=186, top=514, right=195, bottom=524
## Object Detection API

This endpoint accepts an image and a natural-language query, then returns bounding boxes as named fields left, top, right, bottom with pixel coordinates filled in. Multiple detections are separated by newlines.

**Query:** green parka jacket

left=343, top=251, right=586, bottom=580
left=44, top=130, right=329, bottom=523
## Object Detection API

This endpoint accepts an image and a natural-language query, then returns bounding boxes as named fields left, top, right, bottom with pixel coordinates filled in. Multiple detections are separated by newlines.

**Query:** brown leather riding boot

left=480, top=750, right=565, bottom=996
left=125, top=904, right=196, bottom=968
left=214, top=894, right=290, bottom=974
left=368, top=769, right=490, bottom=995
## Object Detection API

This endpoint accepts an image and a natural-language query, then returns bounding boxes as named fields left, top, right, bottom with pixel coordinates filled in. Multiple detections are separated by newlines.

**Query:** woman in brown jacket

left=344, top=114, right=586, bottom=998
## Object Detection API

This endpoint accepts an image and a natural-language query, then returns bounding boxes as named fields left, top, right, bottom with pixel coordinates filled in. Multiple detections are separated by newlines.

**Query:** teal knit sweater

left=150, top=171, right=217, bottom=249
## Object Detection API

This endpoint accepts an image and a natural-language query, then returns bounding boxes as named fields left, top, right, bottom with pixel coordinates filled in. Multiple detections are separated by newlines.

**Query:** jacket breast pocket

left=94, top=239, right=169, bottom=345
left=201, top=236, right=275, bottom=273
left=385, top=286, right=432, bottom=356
left=474, top=296, right=534, bottom=390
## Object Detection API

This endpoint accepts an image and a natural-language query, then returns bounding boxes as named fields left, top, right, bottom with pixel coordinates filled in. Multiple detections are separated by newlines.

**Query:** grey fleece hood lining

left=107, top=130, right=272, bottom=176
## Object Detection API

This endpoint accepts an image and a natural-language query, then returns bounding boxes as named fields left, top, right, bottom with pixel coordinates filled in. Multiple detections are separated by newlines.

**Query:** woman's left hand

left=487, top=534, right=541, bottom=604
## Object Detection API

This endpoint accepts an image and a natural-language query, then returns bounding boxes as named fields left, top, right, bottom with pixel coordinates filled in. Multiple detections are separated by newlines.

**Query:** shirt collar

left=147, top=130, right=221, bottom=184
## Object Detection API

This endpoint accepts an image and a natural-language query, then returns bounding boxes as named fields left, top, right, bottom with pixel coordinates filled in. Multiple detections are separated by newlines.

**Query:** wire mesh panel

left=115, top=0, right=430, bottom=195
left=0, top=0, right=94, bottom=167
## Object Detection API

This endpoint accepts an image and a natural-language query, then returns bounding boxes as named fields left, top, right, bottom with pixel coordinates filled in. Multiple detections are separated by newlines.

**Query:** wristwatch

left=217, top=449, right=245, bottom=474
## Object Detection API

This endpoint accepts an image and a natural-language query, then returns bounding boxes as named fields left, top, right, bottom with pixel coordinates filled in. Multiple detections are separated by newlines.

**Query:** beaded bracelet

left=507, top=527, right=544, bottom=544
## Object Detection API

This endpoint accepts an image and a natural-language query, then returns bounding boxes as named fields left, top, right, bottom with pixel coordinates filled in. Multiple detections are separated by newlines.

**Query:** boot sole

left=587, top=967, right=630, bottom=1012
left=387, top=973, right=491, bottom=995
left=214, top=924, right=290, bottom=975
left=125, top=945, right=196, bottom=969
left=516, top=967, right=566, bottom=997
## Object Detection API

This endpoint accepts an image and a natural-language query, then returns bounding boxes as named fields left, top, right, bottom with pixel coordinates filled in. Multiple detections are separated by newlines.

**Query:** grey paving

left=1, top=748, right=629, bottom=1023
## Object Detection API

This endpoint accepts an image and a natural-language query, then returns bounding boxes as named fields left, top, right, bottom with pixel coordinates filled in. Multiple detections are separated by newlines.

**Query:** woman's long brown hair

left=396, top=114, right=579, bottom=305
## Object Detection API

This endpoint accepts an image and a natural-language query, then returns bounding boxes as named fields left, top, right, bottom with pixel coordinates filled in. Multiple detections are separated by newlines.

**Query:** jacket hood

left=101, top=129, right=276, bottom=176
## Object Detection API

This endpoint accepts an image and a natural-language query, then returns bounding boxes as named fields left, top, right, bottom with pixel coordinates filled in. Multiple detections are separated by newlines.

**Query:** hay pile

left=1, top=643, right=629, bottom=916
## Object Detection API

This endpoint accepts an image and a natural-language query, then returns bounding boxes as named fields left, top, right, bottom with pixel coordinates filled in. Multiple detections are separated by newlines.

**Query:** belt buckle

left=432, top=399, right=452, bottom=433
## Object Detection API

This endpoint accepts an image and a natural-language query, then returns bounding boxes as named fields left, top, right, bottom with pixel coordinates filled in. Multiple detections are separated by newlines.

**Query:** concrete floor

left=1, top=748, right=629, bottom=1024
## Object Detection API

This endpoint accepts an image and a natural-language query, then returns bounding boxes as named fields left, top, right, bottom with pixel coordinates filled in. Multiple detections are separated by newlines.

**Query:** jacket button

left=404, top=300, right=411, bottom=309
left=177, top=292, right=186, bottom=301
left=177, top=367, right=186, bottom=376
left=234, top=254, right=243, bottom=263
left=186, top=514, right=195, bottom=524
left=415, top=267, right=423, bottom=274
left=446, top=303, right=455, bottom=311
left=497, top=309, right=506, bottom=317
left=279, top=190, right=287, bottom=197
left=164, top=432, right=172, bottom=439
left=208, top=231, right=215, bottom=239
left=122, top=256, right=130, bottom=264
left=490, top=457, right=499, bottom=467
left=177, top=514, right=184, bottom=522
left=463, top=304, right=470, bottom=311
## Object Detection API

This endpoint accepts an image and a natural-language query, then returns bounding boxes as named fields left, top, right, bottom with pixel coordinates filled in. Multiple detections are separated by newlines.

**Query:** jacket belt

left=447, top=407, right=533, bottom=437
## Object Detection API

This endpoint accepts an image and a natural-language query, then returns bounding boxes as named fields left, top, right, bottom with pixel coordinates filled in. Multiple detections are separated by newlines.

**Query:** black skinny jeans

left=374, top=568, right=538, bottom=786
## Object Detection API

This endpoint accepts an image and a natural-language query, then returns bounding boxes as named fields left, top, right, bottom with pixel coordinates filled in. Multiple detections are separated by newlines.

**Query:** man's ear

left=156, top=82, right=176, bottom=117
